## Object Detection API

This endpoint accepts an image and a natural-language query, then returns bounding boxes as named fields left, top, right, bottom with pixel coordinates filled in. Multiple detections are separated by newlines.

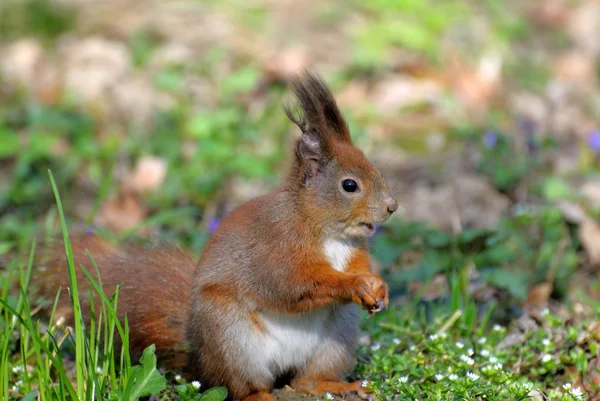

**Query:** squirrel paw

left=351, top=274, right=389, bottom=315
left=290, top=378, right=374, bottom=400
left=241, top=391, right=276, bottom=401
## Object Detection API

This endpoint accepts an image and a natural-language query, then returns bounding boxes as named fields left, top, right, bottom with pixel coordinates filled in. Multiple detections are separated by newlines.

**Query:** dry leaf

left=579, top=217, right=600, bottom=267
left=581, top=181, right=600, bottom=208
left=262, top=46, right=308, bottom=83
left=127, top=156, right=168, bottom=193
left=60, top=37, right=131, bottom=102
left=553, top=52, right=596, bottom=88
left=448, top=52, right=502, bottom=115
left=567, top=2, right=600, bottom=57
left=0, top=39, right=44, bottom=89
left=95, top=190, right=147, bottom=233
left=527, top=282, right=553, bottom=306
left=372, top=75, right=441, bottom=116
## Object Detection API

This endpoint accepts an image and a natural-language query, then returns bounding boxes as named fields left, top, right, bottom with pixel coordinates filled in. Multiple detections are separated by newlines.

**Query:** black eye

left=342, top=179, right=358, bottom=193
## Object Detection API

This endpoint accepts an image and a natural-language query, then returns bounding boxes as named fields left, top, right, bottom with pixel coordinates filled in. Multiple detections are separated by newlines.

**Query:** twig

left=435, top=310, right=462, bottom=337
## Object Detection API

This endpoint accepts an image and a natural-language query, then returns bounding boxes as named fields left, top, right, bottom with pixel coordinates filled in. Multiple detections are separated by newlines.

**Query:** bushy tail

left=36, top=234, right=195, bottom=369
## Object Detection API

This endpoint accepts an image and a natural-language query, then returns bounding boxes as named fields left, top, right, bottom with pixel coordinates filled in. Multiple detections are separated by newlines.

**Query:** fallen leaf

left=127, top=156, right=168, bottom=193
left=552, top=51, right=596, bottom=88
left=372, top=75, right=442, bottom=116
left=0, top=39, right=43, bottom=89
left=95, top=189, right=147, bottom=233
left=579, top=217, right=600, bottom=267
left=60, top=37, right=131, bottom=102
left=567, top=2, right=600, bottom=57
left=526, top=282, right=553, bottom=306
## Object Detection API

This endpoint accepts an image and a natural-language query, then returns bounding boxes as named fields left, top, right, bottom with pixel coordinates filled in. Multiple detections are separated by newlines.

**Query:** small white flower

left=399, top=376, right=408, bottom=384
left=478, top=337, right=487, bottom=344
left=494, top=363, right=502, bottom=370
left=489, top=356, right=498, bottom=363
left=493, top=324, right=502, bottom=331
left=191, top=381, right=201, bottom=389
left=542, top=339, right=550, bottom=346
left=467, top=348, right=474, bottom=356
left=371, top=344, right=381, bottom=351
left=15, top=380, right=22, bottom=386
left=440, top=332, right=448, bottom=339
left=362, top=380, right=369, bottom=388
left=429, top=334, right=438, bottom=341
left=541, top=354, right=552, bottom=363
left=96, top=367, right=103, bottom=374
left=325, top=393, right=334, bottom=400
left=570, top=387, right=584, bottom=399
left=563, top=383, right=572, bottom=390
left=175, top=374, right=182, bottom=382
left=466, top=372, right=480, bottom=381
left=448, top=374, right=458, bottom=381
left=409, top=345, right=417, bottom=351
left=393, top=338, right=401, bottom=345
left=480, top=349, right=490, bottom=357
left=460, top=355, right=474, bottom=365
left=435, top=374, right=444, bottom=381
left=12, top=365, right=24, bottom=373
left=455, top=341, right=464, bottom=349
left=11, top=385, right=18, bottom=392
left=541, top=308, right=549, bottom=316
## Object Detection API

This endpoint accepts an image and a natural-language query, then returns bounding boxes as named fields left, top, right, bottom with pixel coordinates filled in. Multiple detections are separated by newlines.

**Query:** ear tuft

left=284, top=71, right=351, bottom=143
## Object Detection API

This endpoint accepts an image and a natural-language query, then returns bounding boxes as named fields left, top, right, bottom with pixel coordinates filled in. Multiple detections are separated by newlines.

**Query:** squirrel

left=37, top=72, right=399, bottom=401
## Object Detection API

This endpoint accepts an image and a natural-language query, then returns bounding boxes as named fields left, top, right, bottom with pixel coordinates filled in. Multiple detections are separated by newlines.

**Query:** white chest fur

left=323, top=238, right=355, bottom=272
left=248, top=240, right=357, bottom=380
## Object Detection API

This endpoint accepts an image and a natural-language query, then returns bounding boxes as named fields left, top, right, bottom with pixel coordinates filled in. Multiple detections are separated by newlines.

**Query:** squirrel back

left=37, top=235, right=195, bottom=369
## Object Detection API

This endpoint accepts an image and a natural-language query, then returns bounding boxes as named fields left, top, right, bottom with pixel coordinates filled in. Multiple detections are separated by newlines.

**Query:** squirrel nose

left=385, top=197, right=398, bottom=215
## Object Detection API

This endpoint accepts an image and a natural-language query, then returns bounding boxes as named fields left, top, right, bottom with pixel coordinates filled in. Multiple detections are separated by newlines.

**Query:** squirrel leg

left=241, top=390, right=276, bottom=401
left=290, top=377, right=373, bottom=401
left=291, top=304, right=372, bottom=399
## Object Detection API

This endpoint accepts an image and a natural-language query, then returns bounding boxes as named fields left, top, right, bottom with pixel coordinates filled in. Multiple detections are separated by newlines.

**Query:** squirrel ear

left=296, top=132, right=327, bottom=180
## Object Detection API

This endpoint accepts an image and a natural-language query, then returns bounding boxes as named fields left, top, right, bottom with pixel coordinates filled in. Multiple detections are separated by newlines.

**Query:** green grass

left=0, top=171, right=227, bottom=401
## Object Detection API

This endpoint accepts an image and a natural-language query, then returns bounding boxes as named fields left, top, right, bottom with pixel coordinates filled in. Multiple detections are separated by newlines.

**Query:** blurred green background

left=6, top=0, right=600, bottom=399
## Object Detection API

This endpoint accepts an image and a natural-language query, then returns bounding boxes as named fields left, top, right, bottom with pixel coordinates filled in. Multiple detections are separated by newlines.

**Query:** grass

left=0, top=171, right=227, bottom=401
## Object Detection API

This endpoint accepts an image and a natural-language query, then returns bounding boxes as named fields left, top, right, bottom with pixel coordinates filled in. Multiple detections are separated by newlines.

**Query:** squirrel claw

left=367, top=299, right=385, bottom=316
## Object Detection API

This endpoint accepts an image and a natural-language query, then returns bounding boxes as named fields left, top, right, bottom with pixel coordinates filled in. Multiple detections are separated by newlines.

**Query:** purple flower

left=482, top=130, right=498, bottom=149
left=207, top=218, right=220, bottom=233
left=85, top=225, right=95, bottom=236
left=518, top=117, right=535, bottom=135
left=589, top=130, right=600, bottom=152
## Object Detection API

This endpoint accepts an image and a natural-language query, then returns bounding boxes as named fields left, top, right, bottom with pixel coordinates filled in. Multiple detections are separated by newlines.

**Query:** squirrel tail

left=35, top=234, right=195, bottom=369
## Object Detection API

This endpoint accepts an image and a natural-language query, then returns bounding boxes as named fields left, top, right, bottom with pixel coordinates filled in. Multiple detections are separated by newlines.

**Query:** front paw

left=351, top=274, right=388, bottom=315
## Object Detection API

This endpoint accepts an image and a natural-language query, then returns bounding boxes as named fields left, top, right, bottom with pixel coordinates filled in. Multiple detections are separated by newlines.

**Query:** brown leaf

left=552, top=52, right=596, bottom=88
left=579, top=217, right=600, bottom=267
left=127, top=156, right=168, bottom=193
left=95, top=189, right=147, bottom=233
left=372, top=75, right=442, bottom=116
left=527, top=282, right=553, bottom=306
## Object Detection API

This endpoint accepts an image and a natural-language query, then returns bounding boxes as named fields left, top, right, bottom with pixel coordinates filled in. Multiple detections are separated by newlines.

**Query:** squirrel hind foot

left=290, top=378, right=374, bottom=401
left=241, top=391, right=277, bottom=401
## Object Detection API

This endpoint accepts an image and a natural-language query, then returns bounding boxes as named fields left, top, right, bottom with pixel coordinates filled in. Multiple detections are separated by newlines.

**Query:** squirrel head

left=284, top=72, right=398, bottom=239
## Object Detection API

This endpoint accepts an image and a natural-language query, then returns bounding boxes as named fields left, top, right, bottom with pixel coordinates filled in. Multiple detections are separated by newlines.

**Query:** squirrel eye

left=341, top=179, right=358, bottom=193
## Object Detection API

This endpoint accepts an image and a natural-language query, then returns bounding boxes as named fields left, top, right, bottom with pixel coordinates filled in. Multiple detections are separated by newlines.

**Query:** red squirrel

left=38, top=72, right=398, bottom=401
